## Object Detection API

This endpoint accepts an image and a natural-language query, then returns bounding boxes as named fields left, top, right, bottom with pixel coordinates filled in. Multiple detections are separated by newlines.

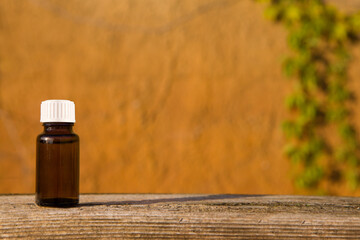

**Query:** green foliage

left=259, top=0, right=360, bottom=193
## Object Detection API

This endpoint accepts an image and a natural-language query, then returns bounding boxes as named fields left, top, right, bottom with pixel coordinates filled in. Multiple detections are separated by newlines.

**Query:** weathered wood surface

left=1, top=194, right=360, bottom=239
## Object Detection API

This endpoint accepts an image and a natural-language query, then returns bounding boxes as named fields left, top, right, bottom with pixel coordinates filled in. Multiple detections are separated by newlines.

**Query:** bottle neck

left=43, top=122, right=74, bottom=134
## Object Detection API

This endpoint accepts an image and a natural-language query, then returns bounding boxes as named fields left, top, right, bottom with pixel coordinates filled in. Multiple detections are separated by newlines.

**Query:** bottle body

left=36, top=123, right=79, bottom=207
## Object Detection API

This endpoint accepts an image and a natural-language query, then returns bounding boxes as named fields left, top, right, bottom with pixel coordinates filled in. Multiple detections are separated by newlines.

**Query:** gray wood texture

left=1, top=194, right=360, bottom=239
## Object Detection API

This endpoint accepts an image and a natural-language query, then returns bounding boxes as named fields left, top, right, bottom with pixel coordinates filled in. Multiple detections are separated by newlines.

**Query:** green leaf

left=326, top=108, right=348, bottom=122
left=296, top=165, right=324, bottom=189
left=283, top=57, right=297, bottom=77
left=346, top=170, right=360, bottom=190
left=339, top=123, right=356, bottom=140
left=285, top=93, right=305, bottom=110
left=285, top=6, right=301, bottom=22
left=264, top=6, right=281, bottom=20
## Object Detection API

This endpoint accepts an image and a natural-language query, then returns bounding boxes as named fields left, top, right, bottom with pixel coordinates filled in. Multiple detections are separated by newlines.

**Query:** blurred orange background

left=0, top=0, right=359, bottom=195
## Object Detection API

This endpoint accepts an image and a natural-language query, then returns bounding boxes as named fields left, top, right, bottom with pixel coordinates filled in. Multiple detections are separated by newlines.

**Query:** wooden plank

left=1, top=194, right=360, bottom=239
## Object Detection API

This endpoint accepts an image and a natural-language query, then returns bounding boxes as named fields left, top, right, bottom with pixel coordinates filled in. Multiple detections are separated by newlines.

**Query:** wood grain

left=1, top=194, right=360, bottom=239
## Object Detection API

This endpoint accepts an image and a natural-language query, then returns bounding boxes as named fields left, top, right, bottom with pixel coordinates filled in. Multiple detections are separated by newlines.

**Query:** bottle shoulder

left=37, top=132, right=79, bottom=144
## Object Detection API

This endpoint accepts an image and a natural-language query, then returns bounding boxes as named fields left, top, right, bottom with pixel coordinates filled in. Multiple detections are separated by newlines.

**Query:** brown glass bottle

left=36, top=122, right=79, bottom=207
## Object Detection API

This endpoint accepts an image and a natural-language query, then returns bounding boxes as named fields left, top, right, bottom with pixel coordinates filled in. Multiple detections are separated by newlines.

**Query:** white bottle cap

left=40, top=100, right=76, bottom=123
